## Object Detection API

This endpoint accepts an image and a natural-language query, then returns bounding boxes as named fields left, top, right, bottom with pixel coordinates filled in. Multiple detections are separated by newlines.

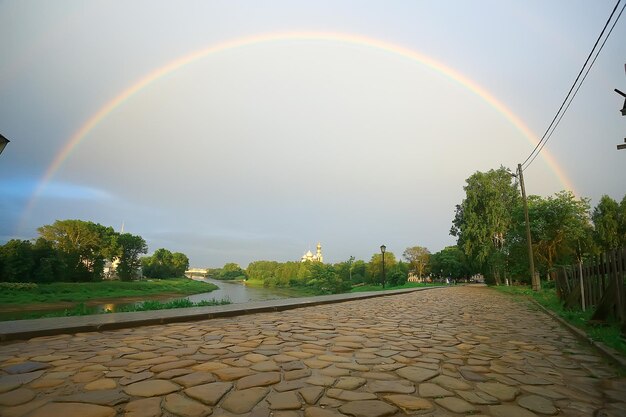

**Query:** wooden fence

left=555, top=248, right=625, bottom=328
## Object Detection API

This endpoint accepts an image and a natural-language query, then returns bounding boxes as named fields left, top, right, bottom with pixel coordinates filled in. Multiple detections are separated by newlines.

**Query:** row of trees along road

left=0, top=219, right=189, bottom=282
left=450, top=166, right=626, bottom=285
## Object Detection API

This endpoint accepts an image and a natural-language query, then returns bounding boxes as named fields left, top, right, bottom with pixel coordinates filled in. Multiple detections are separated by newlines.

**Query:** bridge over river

left=0, top=286, right=624, bottom=416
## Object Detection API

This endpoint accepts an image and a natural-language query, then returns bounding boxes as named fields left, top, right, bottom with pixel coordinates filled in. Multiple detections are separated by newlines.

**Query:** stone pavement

left=0, top=286, right=625, bottom=417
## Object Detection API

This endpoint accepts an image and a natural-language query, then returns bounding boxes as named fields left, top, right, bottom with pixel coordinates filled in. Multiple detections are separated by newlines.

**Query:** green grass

left=350, top=281, right=440, bottom=293
left=493, top=285, right=626, bottom=356
left=7, top=297, right=231, bottom=320
left=0, top=278, right=218, bottom=305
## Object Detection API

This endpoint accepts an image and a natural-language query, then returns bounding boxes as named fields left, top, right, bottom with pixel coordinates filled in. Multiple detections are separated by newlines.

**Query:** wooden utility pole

left=518, top=164, right=539, bottom=291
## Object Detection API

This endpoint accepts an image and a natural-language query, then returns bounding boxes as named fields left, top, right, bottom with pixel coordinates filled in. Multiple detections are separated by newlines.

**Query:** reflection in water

left=0, top=278, right=301, bottom=320
left=184, top=278, right=297, bottom=304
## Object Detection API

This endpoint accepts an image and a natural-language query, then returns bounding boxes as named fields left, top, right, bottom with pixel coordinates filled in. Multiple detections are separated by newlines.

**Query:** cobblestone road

left=0, top=286, right=625, bottom=417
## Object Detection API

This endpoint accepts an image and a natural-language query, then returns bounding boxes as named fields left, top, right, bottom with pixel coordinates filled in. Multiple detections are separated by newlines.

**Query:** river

left=0, top=279, right=303, bottom=321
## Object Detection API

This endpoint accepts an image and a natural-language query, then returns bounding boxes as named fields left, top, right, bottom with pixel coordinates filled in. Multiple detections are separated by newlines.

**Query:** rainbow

left=25, top=32, right=574, bottom=226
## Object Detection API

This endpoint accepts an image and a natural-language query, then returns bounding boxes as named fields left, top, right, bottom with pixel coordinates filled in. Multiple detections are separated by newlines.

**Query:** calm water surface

left=1, top=278, right=302, bottom=321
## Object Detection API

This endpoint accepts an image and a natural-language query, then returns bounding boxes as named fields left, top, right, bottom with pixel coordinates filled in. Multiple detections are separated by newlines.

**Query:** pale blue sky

left=1, top=1, right=624, bottom=267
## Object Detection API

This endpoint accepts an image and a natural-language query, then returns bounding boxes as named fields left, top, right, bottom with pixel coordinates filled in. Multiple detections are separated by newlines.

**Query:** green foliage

left=402, top=246, right=431, bottom=278
left=0, top=278, right=217, bottom=305
left=141, top=249, right=189, bottom=278
left=451, top=166, right=519, bottom=279
left=115, top=233, right=148, bottom=281
left=212, top=262, right=246, bottom=280
left=592, top=195, right=623, bottom=251
left=367, top=251, right=397, bottom=287
left=430, top=246, right=470, bottom=279
left=307, top=263, right=351, bottom=294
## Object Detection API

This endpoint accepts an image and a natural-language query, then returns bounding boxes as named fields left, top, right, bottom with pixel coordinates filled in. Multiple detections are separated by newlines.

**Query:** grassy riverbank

left=350, top=281, right=440, bottom=292
left=493, top=285, right=626, bottom=356
left=0, top=278, right=218, bottom=306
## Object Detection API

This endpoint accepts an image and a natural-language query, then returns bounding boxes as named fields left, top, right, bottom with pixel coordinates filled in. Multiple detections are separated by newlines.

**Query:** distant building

left=301, top=243, right=323, bottom=263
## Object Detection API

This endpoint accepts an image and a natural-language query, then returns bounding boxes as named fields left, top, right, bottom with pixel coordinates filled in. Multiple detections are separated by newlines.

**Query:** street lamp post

left=0, top=134, right=9, bottom=156
left=380, top=245, right=386, bottom=289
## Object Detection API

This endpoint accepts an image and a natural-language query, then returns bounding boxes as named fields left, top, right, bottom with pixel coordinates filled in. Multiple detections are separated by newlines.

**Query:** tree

left=451, top=167, right=519, bottom=284
left=507, top=191, right=593, bottom=281
left=142, top=248, right=189, bottom=278
left=592, top=195, right=623, bottom=251
left=367, top=252, right=397, bottom=286
left=115, top=233, right=148, bottom=281
left=430, top=246, right=470, bottom=280
left=0, top=240, right=35, bottom=282
left=308, top=263, right=351, bottom=294
left=37, top=220, right=116, bottom=281
left=402, top=246, right=430, bottom=278
left=216, top=263, right=246, bottom=280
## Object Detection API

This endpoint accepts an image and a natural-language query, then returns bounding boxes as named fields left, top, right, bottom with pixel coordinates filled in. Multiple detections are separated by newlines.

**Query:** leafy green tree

left=115, top=233, right=148, bottom=281
left=430, top=246, right=470, bottom=280
left=620, top=196, right=626, bottom=246
left=308, top=263, right=351, bottom=294
left=402, top=246, right=430, bottom=278
left=142, top=248, right=189, bottom=278
left=38, top=220, right=116, bottom=281
left=592, top=195, right=622, bottom=251
left=450, top=167, right=519, bottom=284
left=216, top=263, right=246, bottom=280
left=0, top=240, right=35, bottom=282
left=367, top=252, right=397, bottom=287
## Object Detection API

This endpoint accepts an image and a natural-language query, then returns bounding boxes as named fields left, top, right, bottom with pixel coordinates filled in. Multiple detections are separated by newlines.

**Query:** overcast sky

left=1, top=1, right=625, bottom=268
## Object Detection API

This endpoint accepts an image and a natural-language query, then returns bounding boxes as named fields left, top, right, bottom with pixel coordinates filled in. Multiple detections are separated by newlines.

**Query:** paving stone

left=489, top=404, right=539, bottom=417
left=0, top=381, right=21, bottom=394
left=299, top=386, right=324, bottom=404
left=185, top=381, right=232, bottom=405
left=123, top=379, right=180, bottom=397
left=274, top=380, right=306, bottom=392
left=509, top=374, right=552, bottom=385
left=303, top=359, right=332, bottom=369
left=460, top=367, right=489, bottom=382
left=327, top=388, right=377, bottom=401
left=157, top=368, right=194, bottom=379
left=395, top=366, right=439, bottom=383
left=304, top=406, right=344, bottom=417
left=338, top=399, right=398, bottom=417
left=84, top=378, right=117, bottom=391
left=284, top=368, right=311, bottom=381
left=477, top=382, right=520, bottom=401
left=435, top=396, right=479, bottom=413
left=56, top=389, right=130, bottom=406
left=173, top=371, right=216, bottom=387
left=267, top=391, right=302, bottom=410
left=26, top=402, right=116, bottom=417
left=212, top=366, right=255, bottom=381
left=0, top=387, right=35, bottom=406
left=431, top=374, right=471, bottom=390
left=383, top=394, right=433, bottom=412
left=72, top=371, right=104, bottom=383
left=457, top=390, right=500, bottom=405
left=2, top=361, right=50, bottom=375
left=518, top=394, right=558, bottom=415
left=220, top=386, right=269, bottom=414
left=163, top=393, right=212, bottom=417
left=0, top=399, right=48, bottom=417
left=367, top=380, right=415, bottom=394
left=119, top=371, right=154, bottom=386
left=251, top=361, right=281, bottom=372
left=334, top=377, right=367, bottom=390
left=150, top=359, right=196, bottom=373
left=30, top=378, right=65, bottom=388
left=418, top=382, right=454, bottom=397
left=305, top=375, right=336, bottom=387
left=236, top=371, right=281, bottom=389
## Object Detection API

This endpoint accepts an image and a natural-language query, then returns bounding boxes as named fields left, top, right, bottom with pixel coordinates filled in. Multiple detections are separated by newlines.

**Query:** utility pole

left=518, top=163, right=539, bottom=291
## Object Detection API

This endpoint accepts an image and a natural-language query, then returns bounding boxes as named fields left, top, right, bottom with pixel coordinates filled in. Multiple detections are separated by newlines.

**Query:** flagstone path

left=0, top=286, right=624, bottom=416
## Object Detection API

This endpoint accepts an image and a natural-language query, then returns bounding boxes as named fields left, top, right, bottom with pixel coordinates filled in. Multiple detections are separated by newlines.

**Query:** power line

left=524, top=1, right=626, bottom=170
left=521, top=0, right=623, bottom=171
